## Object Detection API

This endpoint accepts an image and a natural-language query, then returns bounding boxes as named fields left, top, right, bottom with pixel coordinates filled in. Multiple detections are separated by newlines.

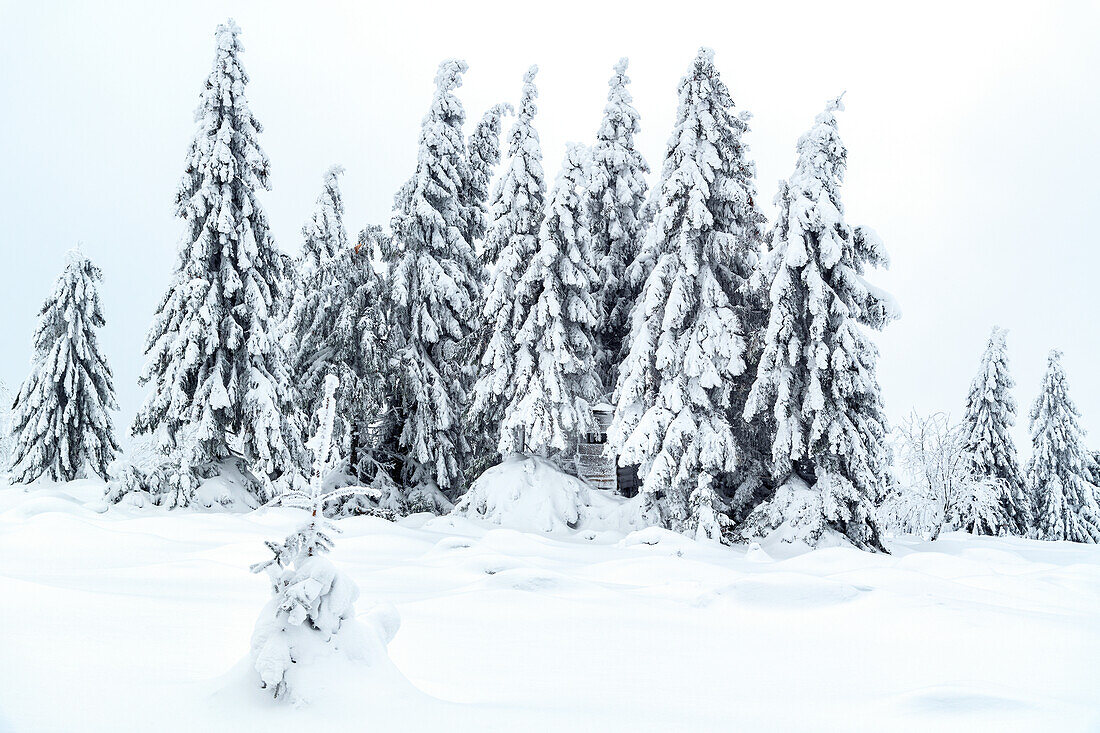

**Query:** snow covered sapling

left=959, top=327, right=1029, bottom=534
left=469, top=66, right=547, bottom=457
left=9, top=250, right=120, bottom=483
left=586, top=58, right=649, bottom=389
left=742, top=95, right=898, bottom=552
left=250, top=375, right=392, bottom=700
left=387, top=59, right=480, bottom=509
left=609, top=48, right=765, bottom=539
left=501, top=144, right=601, bottom=457
left=1026, top=350, right=1100, bottom=542
left=132, top=19, right=298, bottom=505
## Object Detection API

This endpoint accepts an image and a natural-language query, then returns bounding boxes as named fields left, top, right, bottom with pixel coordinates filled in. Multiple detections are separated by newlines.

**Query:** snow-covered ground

left=1, top=480, right=1098, bottom=732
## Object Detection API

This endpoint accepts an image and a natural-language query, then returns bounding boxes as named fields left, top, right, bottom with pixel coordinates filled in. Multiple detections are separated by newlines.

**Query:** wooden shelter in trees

left=575, top=404, right=640, bottom=497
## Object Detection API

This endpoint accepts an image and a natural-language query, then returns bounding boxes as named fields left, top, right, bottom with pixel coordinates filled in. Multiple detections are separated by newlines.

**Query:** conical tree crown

left=10, top=250, right=120, bottom=482
left=133, top=19, right=296, bottom=497
left=587, top=58, right=649, bottom=386
left=387, top=59, right=479, bottom=500
left=1027, top=350, right=1100, bottom=542
left=469, top=66, right=547, bottom=455
left=960, top=326, right=1028, bottom=534
left=464, top=103, right=512, bottom=251
left=742, top=95, right=897, bottom=551
left=610, top=48, right=764, bottom=533
left=301, top=165, right=348, bottom=274
left=503, top=143, right=601, bottom=455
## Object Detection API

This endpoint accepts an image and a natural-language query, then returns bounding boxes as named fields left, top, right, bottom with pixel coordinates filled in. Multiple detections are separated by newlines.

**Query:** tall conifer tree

left=743, top=96, right=897, bottom=551
left=503, top=144, right=601, bottom=455
left=960, top=326, right=1028, bottom=534
left=9, top=251, right=119, bottom=483
left=285, top=168, right=390, bottom=493
left=609, top=49, right=764, bottom=538
left=586, top=58, right=649, bottom=389
left=387, top=60, right=480, bottom=507
left=1027, top=350, right=1100, bottom=542
left=469, top=66, right=546, bottom=456
left=132, top=20, right=297, bottom=504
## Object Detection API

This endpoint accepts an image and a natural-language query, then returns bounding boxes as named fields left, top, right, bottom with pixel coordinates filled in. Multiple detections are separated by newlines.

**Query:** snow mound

left=617, top=526, right=692, bottom=550
left=452, top=456, right=627, bottom=534
left=214, top=601, right=412, bottom=713
left=704, top=574, right=863, bottom=610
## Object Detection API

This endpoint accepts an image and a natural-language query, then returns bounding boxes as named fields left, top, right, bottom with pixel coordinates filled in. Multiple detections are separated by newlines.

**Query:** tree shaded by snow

left=742, top=95, right=897, bottom=552
left=959, top=326, right=1028, bottom=534
left=880, top=411, right=1007, bottom=540
left=131, top=20, right=297, bottom=505
left=284, top=169, right=395, bottom=508
left=609, top=48, right=765, bottom=540
left=9, top=250, right=119, bottom=483
left=502, top=144, right=601, bottom=456
left=469, top=66, right=546, bottom=457
left=586, top=58, right=649, bottom=389
left=386, top=59, right=479, bottom=509
left=1026, top=350, right=1100, bottom=542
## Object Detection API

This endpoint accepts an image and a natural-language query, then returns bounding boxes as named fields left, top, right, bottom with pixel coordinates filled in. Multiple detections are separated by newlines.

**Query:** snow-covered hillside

left=1, top=481, right=1098, bottom=732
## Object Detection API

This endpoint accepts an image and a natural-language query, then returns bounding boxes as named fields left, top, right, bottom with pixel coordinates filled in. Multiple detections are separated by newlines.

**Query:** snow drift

left=452, top=455, right=631, bottom=534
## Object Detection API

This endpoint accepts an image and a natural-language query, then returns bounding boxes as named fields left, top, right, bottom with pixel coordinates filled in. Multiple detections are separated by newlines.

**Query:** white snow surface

left=2, top=478, right=1099, bottom=731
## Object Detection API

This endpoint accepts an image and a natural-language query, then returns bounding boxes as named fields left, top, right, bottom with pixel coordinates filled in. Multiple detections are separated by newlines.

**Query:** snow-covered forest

left=2, top=12, right=1099, bottom=732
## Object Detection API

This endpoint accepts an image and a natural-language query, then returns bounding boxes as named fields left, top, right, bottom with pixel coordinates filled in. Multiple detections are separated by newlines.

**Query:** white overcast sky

left=1, top=0, right=1097, bottom=453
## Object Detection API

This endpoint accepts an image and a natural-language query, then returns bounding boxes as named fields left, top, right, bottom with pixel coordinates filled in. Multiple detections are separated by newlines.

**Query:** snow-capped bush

left=741, top=474, right=882, bottom=551
left=453, top=455, right=640, bottom=534
left=454, top=456, right=590, bottom=533
left=878, top=411, right=1009, bottom=540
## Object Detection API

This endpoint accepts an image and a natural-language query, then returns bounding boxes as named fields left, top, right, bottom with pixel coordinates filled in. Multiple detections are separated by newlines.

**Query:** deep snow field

left=1, top=478, right=1099, bottom=733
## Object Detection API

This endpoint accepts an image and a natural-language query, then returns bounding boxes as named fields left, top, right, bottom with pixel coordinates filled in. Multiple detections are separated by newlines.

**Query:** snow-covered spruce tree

left=284, top=169, right=396, bottom=512
left=586, top=58, right=649, bottom=389
left=300, top=166, right=348, bottom=278
left=469, top=66, right=547, bottom=457
left=460, top=103, right=512, bottom=482
left=9, top=250, right=120, bottom=483
left=502, top=144, right=601, bottom=456
left=742, top=95, right=898, bottom=552
left=130, top=20, right=298, bottom=506
left=387, top=60, right=480, bottom=509
left=250, top=374, right=398, bottom=700
left=1087, top=450, right=1100, bottom=488
left=463, top=103, right=512, bottom=252
left=1026, top=350, right=1100, bottom=542
left=959, top=326, right=1028, bottom=534
left=608, top=48, right=765, bottom=540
